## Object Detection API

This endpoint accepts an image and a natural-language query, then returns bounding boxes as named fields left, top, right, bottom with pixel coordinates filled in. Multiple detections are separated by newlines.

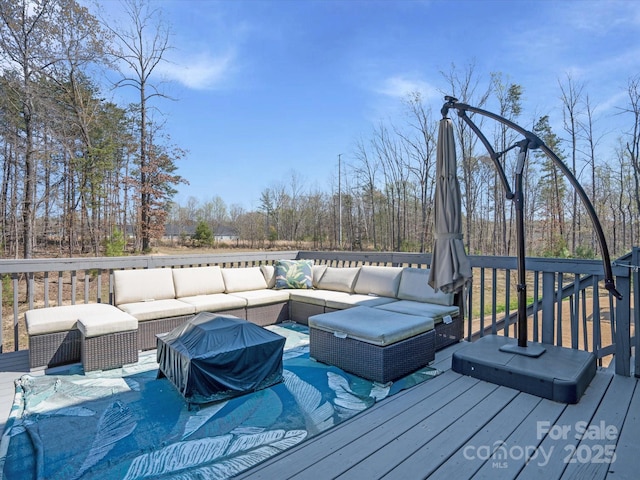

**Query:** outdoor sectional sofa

left=24, top=262, right=463, bottom=380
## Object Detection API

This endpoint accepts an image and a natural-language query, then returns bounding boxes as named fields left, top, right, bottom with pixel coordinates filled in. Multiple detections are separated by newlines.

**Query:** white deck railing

left=0, top=249, right=634, bottom=376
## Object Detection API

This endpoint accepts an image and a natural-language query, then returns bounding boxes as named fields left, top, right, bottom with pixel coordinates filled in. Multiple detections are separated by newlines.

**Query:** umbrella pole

left=502, top=140, right=546, bottom=356
left=515, top=143, right=528, bottom=348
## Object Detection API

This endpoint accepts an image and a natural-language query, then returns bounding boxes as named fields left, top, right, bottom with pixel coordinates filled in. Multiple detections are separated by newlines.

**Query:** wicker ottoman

left=26, top=303, right=132, bottom=369
left=308, top=306, right=436, bottom=383
left=78, top=311, right=138, bottom=372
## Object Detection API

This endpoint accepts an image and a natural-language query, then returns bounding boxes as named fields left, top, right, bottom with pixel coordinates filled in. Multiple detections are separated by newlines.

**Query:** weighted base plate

left=452, top=335, right=596, bottom=404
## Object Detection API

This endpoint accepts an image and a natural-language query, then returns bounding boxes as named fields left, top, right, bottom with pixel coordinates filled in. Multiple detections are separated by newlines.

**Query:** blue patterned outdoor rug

left=1, top=324, right=440, bottom=479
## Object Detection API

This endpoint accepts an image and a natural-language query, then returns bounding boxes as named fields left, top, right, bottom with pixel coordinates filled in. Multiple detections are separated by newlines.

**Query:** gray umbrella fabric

left=428, top=117, right=472, bottom=294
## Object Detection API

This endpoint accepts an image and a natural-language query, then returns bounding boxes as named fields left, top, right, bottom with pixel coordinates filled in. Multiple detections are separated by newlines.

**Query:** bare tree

left=558, top=73, right=584, bottom=255
left=353, top=136, right=381, bottom=249
left=106, top=0, right=172, bottom=252
left=0, top=0, right=58, bottom=258
left=579, top=94, right=604, bottom=255
left=398, top=92, right=437, bottom=252
left=622, top=75, right=640, bottom=245
left=491, top=74, right=522, bottom=255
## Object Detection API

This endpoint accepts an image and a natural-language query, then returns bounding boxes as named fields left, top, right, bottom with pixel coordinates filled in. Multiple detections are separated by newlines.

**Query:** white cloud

left=157, top=50, right=236, bottom=90
left=376, top=75, right=439, bottom=100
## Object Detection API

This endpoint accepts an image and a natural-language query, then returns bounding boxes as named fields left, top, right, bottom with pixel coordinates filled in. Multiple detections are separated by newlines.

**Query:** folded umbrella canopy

left=428, top=117, right=472, bottom=294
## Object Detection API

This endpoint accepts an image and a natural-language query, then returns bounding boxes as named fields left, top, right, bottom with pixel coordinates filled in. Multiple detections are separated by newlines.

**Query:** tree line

left=0, top=2, right=638, bottom=259
left=170, top=66, right=640, bottom=260
left=0, top=0, right=184, bottom=259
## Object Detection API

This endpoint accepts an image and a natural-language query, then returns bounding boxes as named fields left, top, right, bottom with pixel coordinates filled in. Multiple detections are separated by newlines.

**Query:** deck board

left=326, top=380, right=499, bottom=480
left=236, top=342, right=640, bottom=480
left=607, top=376, right=640, bottom=479
left=473, top=396, right=566, bottom=479
left=427, top=389, right=542, bottom=479
left=516, top=370, right=613, bottom=479
left=561, top=374, right=637, bottom=479
left=275, top=373, right=480, bottom=480
left=0, top=350, right=29, bottom=434
left=1, top=342, right=638, bottom=480
left=376, top=385, right=520, bottom=479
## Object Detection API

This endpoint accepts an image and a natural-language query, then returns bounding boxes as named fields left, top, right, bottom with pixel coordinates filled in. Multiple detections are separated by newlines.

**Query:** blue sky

left=97, top=0, right=640, bottom=211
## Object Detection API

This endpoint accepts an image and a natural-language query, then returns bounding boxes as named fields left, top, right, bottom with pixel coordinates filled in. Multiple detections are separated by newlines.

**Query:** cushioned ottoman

left=78, top=311, right=138, bottom=372
left=25, top=303, right=131, bottom=369
left=308, top=306, right=435, bottom=383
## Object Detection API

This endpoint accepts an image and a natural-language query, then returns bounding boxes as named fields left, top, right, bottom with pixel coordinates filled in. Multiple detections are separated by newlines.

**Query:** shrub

left=192, top=220, right=213, bottom=246
left=104, top=228, right=126, bottom=257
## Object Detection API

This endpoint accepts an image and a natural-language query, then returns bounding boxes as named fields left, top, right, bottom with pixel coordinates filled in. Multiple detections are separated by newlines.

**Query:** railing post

left=634, top=247, right=640, bottom=377
left=541, top=271, right=555, bottom=344
left=0, top=277, right=3, bottom=353
left=614, top=273, right=631, bottom=376
left=12, top=273, right=19, bottom=352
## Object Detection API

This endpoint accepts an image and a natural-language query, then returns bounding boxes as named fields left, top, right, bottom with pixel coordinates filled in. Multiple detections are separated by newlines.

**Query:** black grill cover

left=156, top=313, right=285, bottom=405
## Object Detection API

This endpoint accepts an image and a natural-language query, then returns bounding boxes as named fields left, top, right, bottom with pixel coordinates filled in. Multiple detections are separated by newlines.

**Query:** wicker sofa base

left=309, top=327, right=436, bottom=383
left=434, top=316, right=463, bottom=351
left=138, top=314, right=196, bottom=351
left=29, top=330, right=82, bottom=369
left=290, top=301, right=324, bottom=325
left=82, top=330, right=139, bottom=372
left=247, top=302, right=288, bottom=326
left=137, top=308, right=253, bottom=350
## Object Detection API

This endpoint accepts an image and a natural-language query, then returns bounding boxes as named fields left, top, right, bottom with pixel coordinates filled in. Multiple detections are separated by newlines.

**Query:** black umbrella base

left=452, top=334, right=596, bottom=404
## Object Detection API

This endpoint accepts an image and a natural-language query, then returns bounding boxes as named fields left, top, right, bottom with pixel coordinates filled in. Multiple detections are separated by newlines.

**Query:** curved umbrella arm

left=442, top=96, right=622, bottom=300
left=455, top=110, right=514, bottom=198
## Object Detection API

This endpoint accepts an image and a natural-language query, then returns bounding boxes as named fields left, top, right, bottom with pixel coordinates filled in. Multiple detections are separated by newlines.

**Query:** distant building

left=163, top=223, right=239, bottom=244
left=214, top=226, right=239, bottom=243
left=163, top=223, right=196, bottom=242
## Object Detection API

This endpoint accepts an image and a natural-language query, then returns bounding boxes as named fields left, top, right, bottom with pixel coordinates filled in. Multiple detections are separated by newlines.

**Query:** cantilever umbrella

left=428, top=117, right=472, bottom=294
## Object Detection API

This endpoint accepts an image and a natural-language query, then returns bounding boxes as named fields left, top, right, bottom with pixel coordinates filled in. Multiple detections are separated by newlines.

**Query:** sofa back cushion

left=317, top=266, right=360, bottom=293
left=172, top=266, right=225, bottom=297
left=354, top=265, right=403, bottom=298
left=114, top=268, right=176, bottom=305
left=221, top=267, right=268, bottom=293
left=260, top=265, right=276, bottom=288
left=312, top=264, right=327, bottom=288
left=397, top=267, right=454, bottom=305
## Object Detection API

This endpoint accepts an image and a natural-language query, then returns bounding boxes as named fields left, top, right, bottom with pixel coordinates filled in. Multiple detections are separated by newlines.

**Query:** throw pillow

left=274, top=259, right=314, bottom=289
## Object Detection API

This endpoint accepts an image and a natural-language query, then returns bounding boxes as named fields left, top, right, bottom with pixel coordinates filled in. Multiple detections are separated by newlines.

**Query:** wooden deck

left=1, top=344, right=638, bottom=479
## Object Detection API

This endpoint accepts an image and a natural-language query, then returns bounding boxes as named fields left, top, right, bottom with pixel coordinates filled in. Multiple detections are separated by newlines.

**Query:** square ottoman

left=309, top=306, right=435, bottom=383
left=77, top=309, right=139, bottom=372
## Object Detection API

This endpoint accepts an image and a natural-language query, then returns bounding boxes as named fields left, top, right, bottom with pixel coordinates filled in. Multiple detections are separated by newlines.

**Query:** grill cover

left=157, top=313, right=285, bottom=405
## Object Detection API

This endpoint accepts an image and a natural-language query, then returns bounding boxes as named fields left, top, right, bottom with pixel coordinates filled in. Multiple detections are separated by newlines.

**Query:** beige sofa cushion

left=260, top=265, right=276, bottom=288
left=317, top=267, right=360, bottom=293
left=172, top=266, right=225, bottom=297
left=288, top=289, right=331, bottom=307
left=376, top=300, right=459, bottom=322
left=353, top=266, right=403, bottom=298
left=177, top=293, right=247, bottom=313
left=397, top=268, right=454, bottom=306
left=308, top=306, right=434, bottom=346
left=77, top=311, right=138, bottom=338
left=25, top=303, right=125, bottom=335
left=222, top=267, right=268, bottom=293
left=114, top=268, right=176, bottom=305
left=324, top=294, right=397, bottom=310
left=117, top=299, right=195, bottom=322
left=312, top=265, right=327, bottom=288
left=229, top=289, right=290, bottom=307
